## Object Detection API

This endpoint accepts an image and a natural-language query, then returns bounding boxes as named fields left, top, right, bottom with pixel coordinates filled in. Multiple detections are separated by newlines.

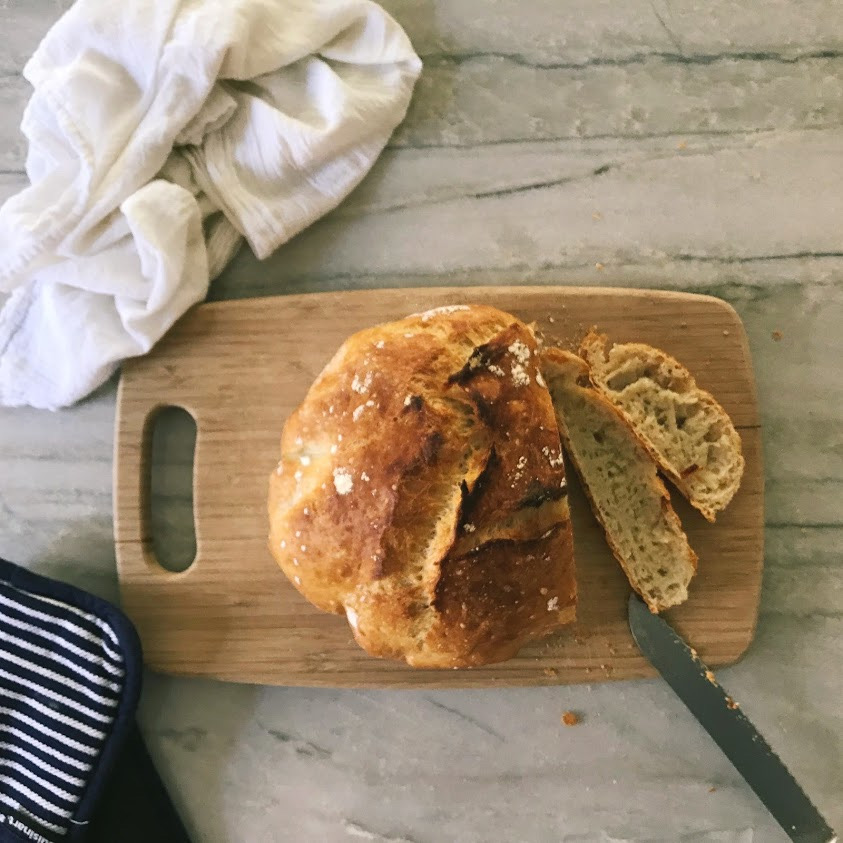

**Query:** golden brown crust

left=268, top=305, right=576, bottom=668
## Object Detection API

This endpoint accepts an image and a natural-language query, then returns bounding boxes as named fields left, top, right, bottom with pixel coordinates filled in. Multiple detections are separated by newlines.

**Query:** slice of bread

left=542, top=348, right=697, bottom=613
left=580, top=331, right=744, bottom=522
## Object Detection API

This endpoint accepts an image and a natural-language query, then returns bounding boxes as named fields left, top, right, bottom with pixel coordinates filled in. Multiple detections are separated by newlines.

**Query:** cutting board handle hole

left=149, top=406, right=197, bottom=573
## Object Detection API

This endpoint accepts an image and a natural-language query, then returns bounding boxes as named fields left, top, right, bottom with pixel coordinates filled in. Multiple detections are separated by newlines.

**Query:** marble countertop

left=1, top=1, right=841, bottom=840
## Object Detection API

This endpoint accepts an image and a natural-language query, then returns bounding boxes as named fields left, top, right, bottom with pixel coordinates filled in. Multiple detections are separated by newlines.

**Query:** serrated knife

left=628, top=594, right=837, bottom=843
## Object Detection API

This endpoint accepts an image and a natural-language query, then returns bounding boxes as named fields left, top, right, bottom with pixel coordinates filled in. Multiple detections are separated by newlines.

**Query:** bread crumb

left=333, top=468, right=353, bottom=495
left=463, top=523, right=476, bottom=533
left=543, top=667, right=558, bottom=678
left=772, top=329, right=783, bottom=341
left=516, top=456, right=528, bottom=470
left=540, top=587, right=548, bottom=595
left=722, top=329, right=730, bottom=336
left=548, top=316, right=555, bottom=323
left=708, top=786, right=717, bottom=793
left=595, top=262, right=605, bottom=271
left=680, top=321, right=688, bottom=329
left=535, top=370, right=547, bottom=388
left=547, top=596, right=559, bottom=611
left=705, top=669, right=717, bottom=684
left=403, top=394, right=413, bottom=406
left=361, top=471, right=370, bottom=482
left=592, top=211, right=602, bottom=220
left=726, top=697, right=739, bottom=710
left=677, top=139, right=687, bottom=150
left=561, top=711, right=579, bottom=726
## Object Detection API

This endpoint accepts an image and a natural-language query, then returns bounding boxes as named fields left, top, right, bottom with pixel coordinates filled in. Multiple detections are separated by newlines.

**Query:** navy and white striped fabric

left=0, top=560, right=141, bottom=843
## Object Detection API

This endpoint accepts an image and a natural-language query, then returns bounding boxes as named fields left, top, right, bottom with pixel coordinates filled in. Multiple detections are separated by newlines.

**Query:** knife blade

left=628, top=594, right=837, bottom=843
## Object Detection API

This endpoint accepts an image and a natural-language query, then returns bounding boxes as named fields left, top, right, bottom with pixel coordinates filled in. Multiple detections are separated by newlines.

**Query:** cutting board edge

left=190, top=285, right=743, bottom=317
left=139, top=636, right=757, bottom=689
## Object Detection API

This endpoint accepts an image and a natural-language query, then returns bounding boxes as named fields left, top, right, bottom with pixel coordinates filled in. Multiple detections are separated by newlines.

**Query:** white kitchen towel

left=0, top=0, right=421, bottom=410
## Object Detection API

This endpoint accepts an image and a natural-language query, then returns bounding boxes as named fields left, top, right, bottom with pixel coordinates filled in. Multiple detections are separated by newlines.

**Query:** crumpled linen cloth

left=0, top=0, right=421, bottom=409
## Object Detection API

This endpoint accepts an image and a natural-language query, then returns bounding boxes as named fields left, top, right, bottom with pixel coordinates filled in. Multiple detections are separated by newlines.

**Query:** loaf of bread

left=580, top=331, right=744, bottom=522
left=542, top=347, right=697, bottom=613
left=268, top=305, right=576, bottom=668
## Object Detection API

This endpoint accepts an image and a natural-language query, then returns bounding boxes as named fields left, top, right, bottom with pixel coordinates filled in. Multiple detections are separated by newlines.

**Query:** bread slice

left=542, top=348, right=697, bottom=612
left=580, top=331, right=744, bottom=522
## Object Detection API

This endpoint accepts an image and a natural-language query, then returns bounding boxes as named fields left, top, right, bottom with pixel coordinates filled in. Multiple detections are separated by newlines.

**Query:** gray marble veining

left=1, top=1, right=841, bottom=840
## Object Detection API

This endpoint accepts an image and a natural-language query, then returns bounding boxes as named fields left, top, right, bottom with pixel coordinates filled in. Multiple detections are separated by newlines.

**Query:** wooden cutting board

left=114, top=287, right=763, bottom=688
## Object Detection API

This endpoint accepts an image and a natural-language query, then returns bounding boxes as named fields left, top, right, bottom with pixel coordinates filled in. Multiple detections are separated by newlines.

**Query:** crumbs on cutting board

left=772, top=329, right=783, bottom=341
left=561, top=711, right=580, bottom=726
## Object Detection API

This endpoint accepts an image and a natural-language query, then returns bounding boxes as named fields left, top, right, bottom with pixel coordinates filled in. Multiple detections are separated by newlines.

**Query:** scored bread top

left=268, top=304, right=576, bottom=668
left=580, top=331, right=744, bottom=522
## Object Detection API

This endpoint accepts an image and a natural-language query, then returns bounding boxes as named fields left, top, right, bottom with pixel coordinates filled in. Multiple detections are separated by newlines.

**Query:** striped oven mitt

left=0, top=559, right=141, bottom=843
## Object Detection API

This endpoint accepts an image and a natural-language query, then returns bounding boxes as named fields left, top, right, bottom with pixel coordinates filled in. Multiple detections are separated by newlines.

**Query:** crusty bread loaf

left=268, top=305, right=576, bottom=668
left=542, top=348, right=697, bottom=613
left=580, top=331, right=744, bottom=522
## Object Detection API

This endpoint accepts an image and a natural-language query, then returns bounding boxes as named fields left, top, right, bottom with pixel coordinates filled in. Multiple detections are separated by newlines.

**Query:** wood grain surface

left=114, top=287, right=763, bottom=688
